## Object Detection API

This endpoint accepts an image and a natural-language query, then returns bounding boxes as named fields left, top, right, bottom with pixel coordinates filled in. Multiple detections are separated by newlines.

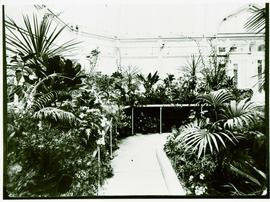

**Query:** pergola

left=124, top=104, right=204, bottom=135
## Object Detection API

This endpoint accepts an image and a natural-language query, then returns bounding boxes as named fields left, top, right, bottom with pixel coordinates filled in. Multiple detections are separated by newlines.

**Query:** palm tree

left=175, top=119, right=237, bottom=159
left=137, top=71, right=160, bottom=95
left=6, top=14, right=79, bottom=68
left=221, top=99, right=259, bottom=130
left=197, top=89, right=233, bottom=121
left=114, top=66, right=141, bottom=105
left=182, top=54, right=201, bottom=91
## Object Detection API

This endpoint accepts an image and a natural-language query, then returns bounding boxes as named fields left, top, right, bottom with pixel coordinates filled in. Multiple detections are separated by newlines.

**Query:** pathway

left=99, top=133, right=170, bottom=195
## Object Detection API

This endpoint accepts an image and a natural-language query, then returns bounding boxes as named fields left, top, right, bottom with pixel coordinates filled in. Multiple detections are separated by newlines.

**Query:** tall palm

left=114, top=66, right=140, bottom=105
left=244, top=5, right=266, bottom=92
left=182, top=54, right=201, bottom=91
left=137, top=71, right=160, bottom=94
left=6, top=14, right=79, bottom=66
left=201, top=64, right=228, bottom=92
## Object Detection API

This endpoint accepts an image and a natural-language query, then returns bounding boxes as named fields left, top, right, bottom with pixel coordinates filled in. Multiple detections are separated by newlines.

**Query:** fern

left=31, top=91, right=72, bottom=111
left=8, top=85, right=25, bottom=100
left=34, top=107, right=78, bottom=126
left=31, top=92, right=57, bottom=111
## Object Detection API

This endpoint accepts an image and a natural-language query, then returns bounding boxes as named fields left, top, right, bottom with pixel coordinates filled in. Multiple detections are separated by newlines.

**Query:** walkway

left=99, top=133, right=176, bottom=195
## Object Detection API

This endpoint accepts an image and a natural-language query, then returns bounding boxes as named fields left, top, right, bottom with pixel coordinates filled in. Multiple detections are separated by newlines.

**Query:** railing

left=124, top=104, right=207, bottom=135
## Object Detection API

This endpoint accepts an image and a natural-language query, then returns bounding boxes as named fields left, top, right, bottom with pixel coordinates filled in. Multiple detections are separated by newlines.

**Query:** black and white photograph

left=1, top=0, right=269, bottom=198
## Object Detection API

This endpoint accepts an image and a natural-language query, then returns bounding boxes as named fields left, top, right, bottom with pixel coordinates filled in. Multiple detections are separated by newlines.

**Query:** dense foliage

left=6, top=56, right=120, bottom=197
left=164, top=89, right=266, bottom=196
left=5, top=14, right=123, bottom=197
left=5, top=8, right=266, bottom=198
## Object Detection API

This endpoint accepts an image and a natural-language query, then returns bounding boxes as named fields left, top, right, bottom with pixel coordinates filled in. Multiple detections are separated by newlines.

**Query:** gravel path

left=99, top=133, right=170, bottom=195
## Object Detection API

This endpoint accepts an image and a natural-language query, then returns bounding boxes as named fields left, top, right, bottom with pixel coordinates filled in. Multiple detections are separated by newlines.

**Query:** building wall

left=114, top=34, right=265, bottom=104
left=219, top=35, right=265, bottom=104
left=5, top=5, right=265, bottom=104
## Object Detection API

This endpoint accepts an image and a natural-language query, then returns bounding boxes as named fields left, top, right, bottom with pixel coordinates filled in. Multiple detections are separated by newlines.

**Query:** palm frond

left=230, top=164, right=262, bottom=187
left=6, top=14, right=80, bottom=62
left=175, top=119, right=237, bottom=158
left=26, top=73, right=73, bottom=109
left=137, top=71, right=159, bottom=94
left=31, top=91, right=57, bottom=111
left=223, top=183, right=245, bottom=196
left=244, top=7, right=266, bottom=33
left=183, top=54, right=201, bottom=76
left=221, top=99, right=258, bottom=129
left=34, top=107, right=78, bottom=125
left=198, top=89, right=233, bottom=108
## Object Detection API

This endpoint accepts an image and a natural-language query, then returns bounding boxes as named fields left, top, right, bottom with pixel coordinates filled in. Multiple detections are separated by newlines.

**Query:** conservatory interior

left=3, top=2, right=268, bottom=198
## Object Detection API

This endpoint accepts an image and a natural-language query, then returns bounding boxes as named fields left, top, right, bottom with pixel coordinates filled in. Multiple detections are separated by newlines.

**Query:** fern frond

left=34, top=107, right=78, bottom=125
left=31, top=91, right=72, bottom=111
left=32, top=92, right=57, bottom=111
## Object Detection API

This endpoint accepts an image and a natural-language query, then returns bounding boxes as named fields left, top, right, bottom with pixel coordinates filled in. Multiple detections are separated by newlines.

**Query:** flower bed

left=164, top=89, right=266, bottom=196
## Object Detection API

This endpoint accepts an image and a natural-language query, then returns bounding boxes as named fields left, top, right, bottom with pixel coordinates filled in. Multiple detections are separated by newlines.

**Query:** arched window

left=258, top=44, right=265, bottom=52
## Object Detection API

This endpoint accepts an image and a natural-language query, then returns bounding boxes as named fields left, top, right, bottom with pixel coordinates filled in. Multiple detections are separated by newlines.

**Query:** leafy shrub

left=6, top=82, right=118, bottom=198
left=174, top=118, right=237, bottom=159
left=6, top=106, right=114, bottom=197
left=164, top=131, right=217, bottom=196
left=164, top=89, right=266, bottom=196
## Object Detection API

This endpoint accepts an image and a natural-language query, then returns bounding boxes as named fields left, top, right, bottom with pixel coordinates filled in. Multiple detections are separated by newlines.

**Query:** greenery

left=165, top=132, right=217, bottom=195
left=6, top=58, right=118, bottom=197
left=244, top=5, right=266, bottom=34
left=5, top=8, right=266, bottom=198
left=164, top=88, right=266, bottom=196
left=5, top=13, right=120, bottom=198
left=6, top=14, right=79, bottom=67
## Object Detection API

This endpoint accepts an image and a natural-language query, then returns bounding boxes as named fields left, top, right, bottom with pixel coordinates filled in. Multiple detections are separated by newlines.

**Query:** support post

left=131, top=107, right=134, bottom=135
left=160, top=107, right=162, bottom=134
left=97, top=146, right=100, bottom=195
left=110, top=121, right=113, bottom=159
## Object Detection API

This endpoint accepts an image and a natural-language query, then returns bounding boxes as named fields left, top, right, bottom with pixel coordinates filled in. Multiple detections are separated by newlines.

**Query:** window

left=258, top=60, right=263, bottom=92
left=219, top=47, right=226, bottom=53
left=258, top=45, right=265, bottom=52
left=233, top=64, right=238, bottom=87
